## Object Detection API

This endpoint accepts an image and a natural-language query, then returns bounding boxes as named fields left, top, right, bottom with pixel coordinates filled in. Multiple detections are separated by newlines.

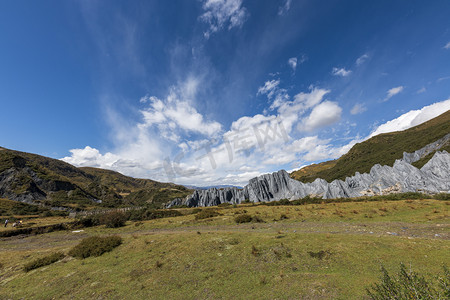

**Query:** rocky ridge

left=167, top=142, right=450, bottom=207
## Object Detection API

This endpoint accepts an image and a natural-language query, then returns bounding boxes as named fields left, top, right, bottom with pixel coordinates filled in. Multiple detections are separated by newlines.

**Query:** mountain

left=168, top=149, right=450, bottom=207
left=0, top=147, right=192, bottom=209
left=168, top=111, right=450, bottom=207
left=290, top=110, right=450, bottom=182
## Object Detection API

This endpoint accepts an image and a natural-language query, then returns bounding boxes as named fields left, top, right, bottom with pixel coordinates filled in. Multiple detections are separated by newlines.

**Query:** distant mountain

left=183, top=184, right=243, bottom=190
left=0, top=148, right=192, bottom=209
left=290, top=110, right=450, bottom=183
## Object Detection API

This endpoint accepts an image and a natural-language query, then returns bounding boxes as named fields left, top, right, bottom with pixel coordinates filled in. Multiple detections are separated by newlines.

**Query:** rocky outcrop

left=402, top=133, right=450, bottom=163
left=167, top=150, right=450, bottom=207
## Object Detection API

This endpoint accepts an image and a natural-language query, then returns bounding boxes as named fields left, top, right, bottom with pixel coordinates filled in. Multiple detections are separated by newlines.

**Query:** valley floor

left=0, top=199, right=449, bottom=299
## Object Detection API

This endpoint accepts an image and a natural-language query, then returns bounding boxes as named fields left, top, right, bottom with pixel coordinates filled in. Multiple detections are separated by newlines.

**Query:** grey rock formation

left=167, top=150, right=450, bottom=208
left=402, top=133, right=450, bottom=163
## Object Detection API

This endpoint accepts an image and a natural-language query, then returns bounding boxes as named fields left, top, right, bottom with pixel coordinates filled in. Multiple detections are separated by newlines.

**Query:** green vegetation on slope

left=0, top=198, right=50, bottom=216
left=0, top=148, right=192, bottom=209
left=291, top=110, right=450, bottom=182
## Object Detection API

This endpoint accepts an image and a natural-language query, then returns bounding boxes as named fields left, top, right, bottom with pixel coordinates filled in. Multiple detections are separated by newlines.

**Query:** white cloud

left=444, top=41, right=450, bottom=49
left=384, top=86, right=404, bottom=101
left=332, top=67, right=352, bottom=77
left=257, top=79, right=280, bottom=98
left=278, top=0, right=292, bottom=15
left=62, top=146, right=119, bottom=168
left=350, top=103, right=367, bottom=115
left=356, top=54, right=369, bottom=66
left=369, top=99, right=450, bottom=138
left=140, top=82, right=222, bottom=137
left=288, top=57, right=297, bottom=71
left=299, top=101, right=342, bottom=132
left=257, top=79, right=289, bottom=110
left=200, top=0, right=248, bottom=38
left=416, top=87, right=426, bottom=94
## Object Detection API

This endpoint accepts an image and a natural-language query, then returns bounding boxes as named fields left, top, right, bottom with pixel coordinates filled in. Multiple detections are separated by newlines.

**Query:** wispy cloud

left=278, top=0, right=292, bottom=16
left=350, top=103, right=367, bottom=115
left=444, top=41, right=450, bottom=49
left=384, top=86, right=404, bottom=101
left=257, top=79, right=289, bottom=109
left=437, top=76, right=450, bottom=82
left=200, top=0, right=248, bottom=38
left=416, top=87, right=426, bottom=94
left=288, top=57, right=297, bottom=71
left=332, top=67, right=352, bottom=77
left=288, top=54, right=307, bottom=71
left=356, top=54, right=369, bottom=65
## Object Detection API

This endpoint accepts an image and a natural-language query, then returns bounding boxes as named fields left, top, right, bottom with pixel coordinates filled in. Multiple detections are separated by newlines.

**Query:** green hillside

left=0, top=148, right=192, bottom=209
left=291, top=110, right=450, bottom=183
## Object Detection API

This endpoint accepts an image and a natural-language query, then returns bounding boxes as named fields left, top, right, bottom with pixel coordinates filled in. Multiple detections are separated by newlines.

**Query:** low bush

left=23, top=252, right=65, bottom=272
left=234, top=214, right=265, bottom=223
left=308, top=250, right=331, bottom=260
left=128, top=208, right=182, bottom=221
left=234, top=214, right=252, bottom=223
left=195, top=209, right=221, bottom=220
left=217, top=203, right=232, bottom=207
left=433, top=193, right=450, bottom=200
left=68, top=236, right=122, bottom=259
left=366, top=264, right=450, bottom=299
left=99, top=211, right=127, bottom=228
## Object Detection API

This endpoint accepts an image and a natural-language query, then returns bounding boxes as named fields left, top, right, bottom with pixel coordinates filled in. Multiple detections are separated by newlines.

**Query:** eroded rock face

left=167, top=150, right=450, bottom=208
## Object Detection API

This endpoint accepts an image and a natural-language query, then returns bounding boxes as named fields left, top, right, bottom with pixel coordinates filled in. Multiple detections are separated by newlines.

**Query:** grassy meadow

left=0, top=198, right=449, bottom=299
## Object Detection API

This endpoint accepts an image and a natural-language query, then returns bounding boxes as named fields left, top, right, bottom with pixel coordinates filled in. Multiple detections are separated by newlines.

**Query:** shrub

left=23, top=252, right=65, bottom=272
left=99, top=211, right=127, bottom=228
left=195, top=209, right=221, bottom=220
left=433, top=193, right=450, bottom=200
left=234, top=214, right=253, bottom=223
left=68, top=236, right=122, bottom=259
left=217, top=203, right=232, bottom=207
left=367, top=264, right=450, bottom=299
left=234, top=214, right=264, bottom=223
left=308, top=250, right=331, bottom=260
left=128, top=208, right=182, bottom=221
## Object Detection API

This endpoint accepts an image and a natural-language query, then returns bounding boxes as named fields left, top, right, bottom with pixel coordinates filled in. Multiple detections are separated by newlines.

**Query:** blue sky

left=1, top=0, right=450, bottom=186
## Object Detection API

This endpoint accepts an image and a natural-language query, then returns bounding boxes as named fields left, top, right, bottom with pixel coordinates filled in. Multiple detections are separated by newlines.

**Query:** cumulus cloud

left=369, top=99, right=450, bottom=138
left=444, top=41, right=450, bottom=49
left=141, top=94, right=222, bottom=137
left=350, top=103, right=367, bottom=115
left=299, top=101, right=342, bottom=132
left=356, top=54, right=369, bottom=65
left=278, top=0, right=292, bottom=16
left=62, top=146, right=119, bottom=168
left=200, top=0, right=248, bottom=38
left=384, top=86, right=404, bottom=101
left=332, top=67, right=352, bottom=77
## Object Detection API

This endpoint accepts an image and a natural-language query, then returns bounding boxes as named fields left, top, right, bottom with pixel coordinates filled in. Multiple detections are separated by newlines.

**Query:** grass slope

left=291, top=110, right=450, bottom=183
left=0, top=148, right=192, bottom=209
left=0, top=198, right=448, bottom=299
